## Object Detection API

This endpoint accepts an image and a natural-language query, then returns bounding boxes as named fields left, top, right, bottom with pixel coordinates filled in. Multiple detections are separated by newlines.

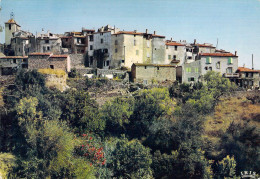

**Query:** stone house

left=181, top=52, right=238, bottom=83
left=36, top=32, right=62, bottom=54
left=11, top=31, right=36, bottom=56
left=0, top=56, right=28, bottom=75
left=28, top=53, right=71, bottom=72
left=236, top=67, right=260, bottom=89
left=111, top=30, right=165, bottom=69
left=131, top=63, right=176, bottom=84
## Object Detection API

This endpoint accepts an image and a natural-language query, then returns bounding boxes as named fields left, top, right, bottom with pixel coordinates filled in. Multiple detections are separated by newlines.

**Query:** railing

left=224, top=73, right=239, bottom=78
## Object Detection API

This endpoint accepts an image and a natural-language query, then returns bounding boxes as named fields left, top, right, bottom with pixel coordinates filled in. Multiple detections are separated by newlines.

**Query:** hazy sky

left=1, top=0, right=260, bottom=68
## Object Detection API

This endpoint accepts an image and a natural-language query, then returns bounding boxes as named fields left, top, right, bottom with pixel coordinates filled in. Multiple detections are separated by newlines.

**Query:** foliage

left=220, top=121, right=260, bottom=175
left=60, top=90, right=105, bottom=134
left=214, top=155, right=236, bottom=178
left=68, top=68, right=78, bottom=78
left=101, top=97, right=134, bottom=136
left=0, top=153, right=16, bottom=178
left=107, top=137, right=153, bottom=179
left=38, top=68, right=66, bottom=77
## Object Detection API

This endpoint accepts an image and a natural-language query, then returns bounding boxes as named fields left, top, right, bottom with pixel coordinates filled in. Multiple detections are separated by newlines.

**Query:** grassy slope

left=203, top=95, right=260, bottom=156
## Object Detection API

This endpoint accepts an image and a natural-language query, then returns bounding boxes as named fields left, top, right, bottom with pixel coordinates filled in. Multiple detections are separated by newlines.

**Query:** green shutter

left=186, top=67, right=191, bottom=73
left=206, top=57, right=211, bottom=64
left=228, top=57, right=233, bottom=64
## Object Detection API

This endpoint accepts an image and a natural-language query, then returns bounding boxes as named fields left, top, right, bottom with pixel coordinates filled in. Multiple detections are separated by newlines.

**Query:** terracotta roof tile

left=133, top=63, right=176, bottom=67
left=5, top=18, right=21, bottom=26
left=0, top=56, right=28, bottom=59
left=201, top=53, right=237, bottom=57
left=196, top=43, right=215, bottom=48
left=50, top=55, right=69, bottom=58
left=29, top=52, right=52, bottom=56
left=166, top=42, right=185, bottom=46
left=237, top=67, right=259, bottom=73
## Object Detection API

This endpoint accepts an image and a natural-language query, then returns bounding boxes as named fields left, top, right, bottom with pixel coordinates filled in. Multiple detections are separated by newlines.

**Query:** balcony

left=224, top=73, right=239, bottom=78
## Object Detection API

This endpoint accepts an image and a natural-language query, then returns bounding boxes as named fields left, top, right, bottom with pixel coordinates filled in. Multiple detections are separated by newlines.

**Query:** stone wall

left=70, top=54, right=85, bottom=68
left=42, top=73, right=68, bottom=92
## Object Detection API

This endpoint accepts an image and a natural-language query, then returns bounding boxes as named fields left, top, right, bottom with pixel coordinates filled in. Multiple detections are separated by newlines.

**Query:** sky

left=1, top=0, right=260, bottom=68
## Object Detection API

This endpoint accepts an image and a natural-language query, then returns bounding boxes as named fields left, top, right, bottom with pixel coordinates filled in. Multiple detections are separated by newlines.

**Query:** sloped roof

left=237, top=67, right=259, bottom=73
left=29, top=52, right=52, bottom=56
left=50, top=55, right=69, bottom=58
left=201, top=53, right=237, bottom=57
left=133, top=63, right=176, bottom=67
left=0, top=56, right=28, bottom=59
left=166, top=42, right=185, bottom=46
left=5, top=18, right=21, bottom=27
left=114, top=31, right=165, bottom=38
left=196, top=43, right=215, bottom=48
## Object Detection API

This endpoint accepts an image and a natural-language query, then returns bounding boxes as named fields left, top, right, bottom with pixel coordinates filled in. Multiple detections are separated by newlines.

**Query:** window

left=209, top=67, right=212, bottom=71
left=19, top=48, right=20, bottom=52
left=166, top=45, right=168, bottom=49
left=106, top=61, right=110, bottom=66
left=47, top=46, right=50, bottom=51
left=157, top=67, right=160, bottom=70
left=77, top=39, right=81, bottom=44
left=121, top=60, right=125, bottom=63
left=89, top=35, right=93, bottom=41
left=45, top=40, right=49, bottom=43
left=101, top=39, right=103, bottom=43
left=187, top=56, right=192, bottom=60
left=50, top=65, right=54, bottom=69
left=228, top=57, right=233, bottom=64
left=13, top=59, right=16, bottom=63
left=227, top=67, right=233, bottom=73
left=195, top=68, right=199, bottom=73
left=22, top=59, right=26, bottom=62
left=206, top=57, right=211, bottom=64
left=145, top=66, right=147, bottom=69
left=14, top=39, right=16, bottom=43
left=90, top=45, right=93, bottom=50
left=188, top=77, right=195, bottom=82
left=66, top=38, right=68, bottom=42
left=205, top=67, right=208, bottom=70
left=136, top=50, right=139, bottom=55
left=134, top=40, right=136, bottom=46
left=9, top=24, right=11, bottom=30
left=186, top=67, right=191, bottom=73
left=216, top=61, right=220, bottom=69
left=115, top=40, right=118, bottom=45
left=90, top=56, right=93, bottom=65
left=168, top=55, right=171, bottom=60
left=115, top=49, right=118, bottom=53
left=175, top=46, right=178, bottom=50
left=173, top=55, right=176, bottom=60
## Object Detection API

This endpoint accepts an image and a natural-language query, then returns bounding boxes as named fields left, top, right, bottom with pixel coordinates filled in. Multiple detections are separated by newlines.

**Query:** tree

left=0, top=153, right=16, bottom=178
left=60, top=90, right=105, bottom=134
left=107, top=137, right=153, bottom=178
left=14, top=97, right=95, bottom=178
left=214, top=155, right=237, bottom=178
left=128, top=88, right=175, bottom=138
left=101, top=97, right=134, bottom=136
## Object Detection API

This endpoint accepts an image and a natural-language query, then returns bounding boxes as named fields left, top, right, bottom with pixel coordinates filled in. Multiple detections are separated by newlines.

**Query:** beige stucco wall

left=5, top=23, right=20, bottom=45
left=132, top=65, right=176, bottom=84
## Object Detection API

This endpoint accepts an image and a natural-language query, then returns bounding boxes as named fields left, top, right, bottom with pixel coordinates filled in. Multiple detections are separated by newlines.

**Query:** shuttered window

left=206, top=57, right=211, bottom=64
left=228, top=57, right=233, bottom=64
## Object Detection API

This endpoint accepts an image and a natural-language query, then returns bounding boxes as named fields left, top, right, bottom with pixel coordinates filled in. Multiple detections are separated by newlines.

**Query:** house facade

left=182, top=52, right=238, bottom=83
left=28, top=53, right=71, bottom=72
left=236, top=67, right=260, bottom=89
left=131, top=63, right=176, bottom=84
left=0, top=56, right=28, bottom=75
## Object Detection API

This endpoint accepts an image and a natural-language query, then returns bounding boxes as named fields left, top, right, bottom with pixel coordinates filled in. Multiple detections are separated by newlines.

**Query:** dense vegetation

left=0, top=69, right=259, bottom=178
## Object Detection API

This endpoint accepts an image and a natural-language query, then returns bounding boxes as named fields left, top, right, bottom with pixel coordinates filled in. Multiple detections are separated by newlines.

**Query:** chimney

left=243, top=63, right=245, bottom=68
left=194, top=39, right=196, bottom=44
left=171, top=37, right=172, bottom=41
left=134, top=30, right=137, bottom=33
left=154, top=31, right=156, bottom=35
left=146, top=29, right=148, bottom=34
left=235, top=51, right=237, bottom=56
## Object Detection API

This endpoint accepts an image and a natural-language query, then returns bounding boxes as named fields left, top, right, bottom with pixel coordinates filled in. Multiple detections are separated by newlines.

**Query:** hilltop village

left=1, top=17, right=260, bottom=89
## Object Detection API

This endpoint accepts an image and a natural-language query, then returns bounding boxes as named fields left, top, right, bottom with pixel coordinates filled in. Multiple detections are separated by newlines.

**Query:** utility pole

left=252, top=54, right=254, bottom=70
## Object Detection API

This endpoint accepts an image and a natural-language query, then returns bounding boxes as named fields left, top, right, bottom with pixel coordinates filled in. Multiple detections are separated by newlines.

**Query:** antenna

left=10, top=11, right=14, bottom=19
left=216, top=38, right=218, bottom=49
left=252, top=54, right=254, bottom=70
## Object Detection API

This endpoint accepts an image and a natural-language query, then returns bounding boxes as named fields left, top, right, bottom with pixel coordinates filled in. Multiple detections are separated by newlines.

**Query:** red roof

left=197, top=43, right=215, bottom=48
left=201, top=53, right=237, bottom=57
left=166, top=42, right=185, bottom=46
left=0, top=56, right=28, bottom=59
left=114, top=31, right=165, bottom=38
left=50, top=55, right=68, bottom=58
left=237, top=67, right=259, bottom=73
left=29, top=52, right=52, bottom=56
